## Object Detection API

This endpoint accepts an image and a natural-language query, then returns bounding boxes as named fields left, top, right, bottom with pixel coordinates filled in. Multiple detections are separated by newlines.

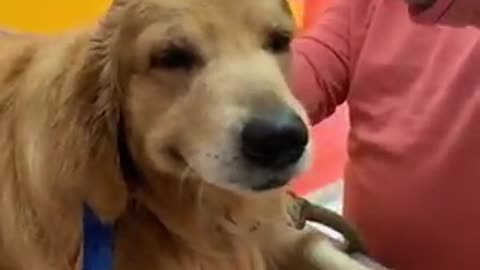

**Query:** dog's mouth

left=148, top=109, right=311, bottom=193
left=162, top=145, right=308, bottom=194
left=166, top=147, right=186, bottom=165
left=164, top=147, right=194, bottom=173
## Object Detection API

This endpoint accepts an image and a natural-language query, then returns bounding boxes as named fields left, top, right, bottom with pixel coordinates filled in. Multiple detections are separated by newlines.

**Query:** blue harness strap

left=83, top=206, right=115, bottom=270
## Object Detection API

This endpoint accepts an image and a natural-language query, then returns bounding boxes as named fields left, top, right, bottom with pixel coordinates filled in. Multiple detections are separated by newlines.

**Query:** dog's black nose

left=241, top=112, right=308, bottom=169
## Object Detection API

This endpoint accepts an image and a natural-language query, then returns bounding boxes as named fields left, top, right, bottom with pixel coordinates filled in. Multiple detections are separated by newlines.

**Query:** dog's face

left=113, top=0, right=311, bottom=193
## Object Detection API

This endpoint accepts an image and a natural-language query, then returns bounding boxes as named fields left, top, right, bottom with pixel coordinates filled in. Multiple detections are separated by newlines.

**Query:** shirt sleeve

left=409, top=0, right=480, bottom=27
left=291, top=0, right=351, bottom=125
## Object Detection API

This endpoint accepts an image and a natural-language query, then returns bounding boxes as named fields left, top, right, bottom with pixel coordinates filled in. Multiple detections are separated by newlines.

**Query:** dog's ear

left=63, top=23, right=129, bottom=222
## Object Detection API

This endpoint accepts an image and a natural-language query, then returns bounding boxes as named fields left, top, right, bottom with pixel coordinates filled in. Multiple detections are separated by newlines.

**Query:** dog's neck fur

left=128, top=165, right=292, bottom=254
left=113, top=166, right=295, bottom=270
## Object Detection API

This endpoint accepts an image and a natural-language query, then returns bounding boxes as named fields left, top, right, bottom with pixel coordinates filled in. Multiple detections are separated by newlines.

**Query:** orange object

left=0, top=1, right=327, bottom=34
left=287, top=0, right=305, bottom=30
left=0, top=0, right=112, bottom=33
left=288, top=0, right=333, bottom=32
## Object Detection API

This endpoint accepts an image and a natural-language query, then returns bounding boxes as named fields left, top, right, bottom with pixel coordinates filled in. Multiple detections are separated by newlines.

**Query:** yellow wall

left=287, top=0, right=304, bottom=30
left=0, top=0, right=112, bottom=33
left=0, top=0, right=302, bottom=33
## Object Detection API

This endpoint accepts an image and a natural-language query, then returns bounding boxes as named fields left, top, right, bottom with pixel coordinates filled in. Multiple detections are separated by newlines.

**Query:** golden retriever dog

left=0, top=0, right=376, bottom=269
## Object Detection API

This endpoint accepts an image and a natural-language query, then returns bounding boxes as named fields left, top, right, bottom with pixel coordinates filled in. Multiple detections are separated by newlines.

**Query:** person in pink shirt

left=407, top=0, right=480, bottom=27
left=292, top=0, right=480, bottom=269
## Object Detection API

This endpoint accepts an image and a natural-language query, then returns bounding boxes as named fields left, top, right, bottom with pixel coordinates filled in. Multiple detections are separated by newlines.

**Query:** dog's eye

left=265, top=30, right=292, bottom=53
left=150, top=46, right=200, bottom=70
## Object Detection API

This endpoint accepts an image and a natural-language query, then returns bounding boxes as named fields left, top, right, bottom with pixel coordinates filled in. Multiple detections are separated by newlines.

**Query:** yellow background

left=0, top=0, right=302, bottom=33
left=0, top=0, right=112, bottom=33
left=288, top=0, right=304, bottom=29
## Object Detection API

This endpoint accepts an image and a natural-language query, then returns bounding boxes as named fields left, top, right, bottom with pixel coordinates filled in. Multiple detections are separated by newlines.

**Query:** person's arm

left=291, top=0, right=351, bottom=125
left=407, top=0, right=480, bottom=27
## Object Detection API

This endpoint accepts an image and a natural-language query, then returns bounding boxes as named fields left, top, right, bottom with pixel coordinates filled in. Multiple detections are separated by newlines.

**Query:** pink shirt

left=412, top=0, right=480, bottom=27
left=293, top=1, right=480, bottom=269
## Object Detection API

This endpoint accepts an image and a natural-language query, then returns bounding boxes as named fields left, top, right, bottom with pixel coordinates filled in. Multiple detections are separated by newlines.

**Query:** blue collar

left=83, top=206, right=115, bottom=270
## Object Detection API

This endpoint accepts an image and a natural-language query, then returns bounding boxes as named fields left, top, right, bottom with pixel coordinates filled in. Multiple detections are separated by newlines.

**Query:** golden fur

left=0, top=0, right=374, bottom=269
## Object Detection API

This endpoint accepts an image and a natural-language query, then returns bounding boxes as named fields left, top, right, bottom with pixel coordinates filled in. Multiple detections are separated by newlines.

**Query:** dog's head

left=98, top=0, right=311, bottom=194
